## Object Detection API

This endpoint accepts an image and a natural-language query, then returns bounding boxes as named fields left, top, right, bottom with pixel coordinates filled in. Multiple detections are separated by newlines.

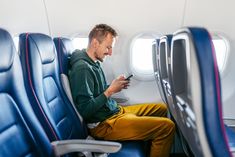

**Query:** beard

left=97, top=57, right=104, bottom=62
left=94, top=51, right=105, bottom=62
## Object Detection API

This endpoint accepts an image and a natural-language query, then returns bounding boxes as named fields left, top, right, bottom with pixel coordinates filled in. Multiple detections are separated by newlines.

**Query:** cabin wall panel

left=45, top=0, right=186, bottom=37
left=45, top=0, right=186, bottom=104
left=0, top=0, right=49, bottom=35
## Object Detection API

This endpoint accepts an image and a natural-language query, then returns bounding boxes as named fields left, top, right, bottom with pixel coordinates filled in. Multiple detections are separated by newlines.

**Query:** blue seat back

left=53, top=37, right=75, bottom=75
left=0, top=28, right=53, bottom=157
left=158, top=35, right=178, bottom=118
left=53, top=37, right=81, bottom=117
left=19, top=33, right=87, bottom=142
left=152, top=39, right=168, bottom=104
left=171, top=27, right=233, bottom=157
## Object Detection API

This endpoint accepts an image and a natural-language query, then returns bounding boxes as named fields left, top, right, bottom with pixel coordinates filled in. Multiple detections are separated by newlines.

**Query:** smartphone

left=125, top=74, right=133, bottom=80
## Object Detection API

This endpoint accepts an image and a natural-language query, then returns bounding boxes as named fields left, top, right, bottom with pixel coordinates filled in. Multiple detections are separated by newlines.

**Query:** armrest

left=51, top=139, right=122, bottom=156
left=224, top=118, right=235, bottom=127
left=111, top=97, right=129, bottom=103
left=111, top=92, right=129, bottom=103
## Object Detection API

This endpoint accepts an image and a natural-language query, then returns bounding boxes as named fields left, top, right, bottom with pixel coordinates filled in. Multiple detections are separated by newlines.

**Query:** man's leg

left=122, top=103, right=168, bottom=117
left=90, top=104, right=175, bottom=157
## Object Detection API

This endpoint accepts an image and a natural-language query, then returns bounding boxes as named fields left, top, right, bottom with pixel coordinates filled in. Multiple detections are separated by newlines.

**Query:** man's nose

left=107, top=49, right=112, bottom=56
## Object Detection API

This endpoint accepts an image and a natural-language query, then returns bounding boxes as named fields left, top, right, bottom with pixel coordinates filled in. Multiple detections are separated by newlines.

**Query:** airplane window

left=13, top=36, right=19, bottom=52
left=212, top=35, right=229, bottom=73
left=72, top=37, right=88, bottom=50
left=132, top=38, right=154, bottom=74
left=130, top=33, right=159, bottom=80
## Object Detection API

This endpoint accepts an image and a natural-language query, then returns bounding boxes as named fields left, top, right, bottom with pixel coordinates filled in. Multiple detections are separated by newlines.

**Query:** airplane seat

left=19, top=33, right=88, bottom=143
left=158, top=35, right=179, bottom=119
left=226, top=125, right=235, bottom=149
left=53, top=37, right=77, bottom=113
left=19, top=33, right=148, bottom=157
left=0, top=28, right=53, bottom=156
left=158, top=35, right=190, bottom=156
left=171, top=27, right=235, bottom=157
left=53, top=37, right=74, bottom=76
left=152, top=39, right=168, bottom=104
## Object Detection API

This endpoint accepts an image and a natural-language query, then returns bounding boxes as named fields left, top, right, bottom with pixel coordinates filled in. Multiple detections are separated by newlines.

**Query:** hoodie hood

left=70, top=49, right=98, bottom=67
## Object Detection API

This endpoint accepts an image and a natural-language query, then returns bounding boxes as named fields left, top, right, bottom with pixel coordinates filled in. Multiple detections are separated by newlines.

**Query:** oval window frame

left=129, top=32, right=160, bottom=81
left=211, top=32, right=230, bottom=76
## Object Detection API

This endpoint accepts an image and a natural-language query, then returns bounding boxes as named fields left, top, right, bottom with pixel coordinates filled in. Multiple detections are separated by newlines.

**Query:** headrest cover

left=60, top=38, right=74, bottom=56
left=28, top=33, right=55, bottom=64
left=0, top=28, right=15, bottom=72
left=160, top=35, right=173, bottom=52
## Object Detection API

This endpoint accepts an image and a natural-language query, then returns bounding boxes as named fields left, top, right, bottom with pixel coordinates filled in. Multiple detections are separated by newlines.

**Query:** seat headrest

left=57, top=37, right=74, bottom=57
left=160, top=34, right=173, bottom=47
left=26, top=33, right=55, bottom=64
left=53, top=37, right=75, bottom=75
left=0, top=28, right=15, bottom=72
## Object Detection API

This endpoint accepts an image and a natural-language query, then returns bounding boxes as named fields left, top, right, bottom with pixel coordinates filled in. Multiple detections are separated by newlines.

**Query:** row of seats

left=0, top=28, right=147, bottom=157
left=3, top=25, right=234, bottom=156
left=152, top=27, right=235, bottom=157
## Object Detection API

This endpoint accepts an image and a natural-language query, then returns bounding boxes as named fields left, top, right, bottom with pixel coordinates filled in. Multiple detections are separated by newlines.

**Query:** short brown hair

left=88, top=24, right=118, bottom=44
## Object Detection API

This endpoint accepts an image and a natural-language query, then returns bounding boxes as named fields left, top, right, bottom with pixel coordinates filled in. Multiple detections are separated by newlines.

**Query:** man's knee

left=167, top=118, right=175, bottom=128
left=157, top=118, right=175, bottom=134
left=151, top=118, right=175, bottom=141
left=158, top=103, right=168, bottom=111
left=164, top=118, right=175, bottom=135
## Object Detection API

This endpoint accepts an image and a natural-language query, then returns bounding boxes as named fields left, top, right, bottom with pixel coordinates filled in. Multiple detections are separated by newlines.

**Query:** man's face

left=94, top=33, right=115, bottom=62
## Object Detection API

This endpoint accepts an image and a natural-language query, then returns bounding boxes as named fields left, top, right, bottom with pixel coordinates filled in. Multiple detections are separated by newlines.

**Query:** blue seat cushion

left=225, top=125, right=235, bottom=148
left=109, top=141, right=148, bottom=157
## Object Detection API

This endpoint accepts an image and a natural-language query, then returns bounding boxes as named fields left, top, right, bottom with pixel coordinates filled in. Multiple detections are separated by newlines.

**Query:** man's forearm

left=104, top=88, right=113, bottom=98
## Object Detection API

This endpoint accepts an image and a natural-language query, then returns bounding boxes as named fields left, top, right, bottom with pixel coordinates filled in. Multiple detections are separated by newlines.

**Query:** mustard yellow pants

left=89, top=103, right=175, bottom=157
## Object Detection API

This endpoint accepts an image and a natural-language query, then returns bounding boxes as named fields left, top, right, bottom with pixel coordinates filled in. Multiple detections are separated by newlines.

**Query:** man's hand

left=104, top=75, right=130, bottom=97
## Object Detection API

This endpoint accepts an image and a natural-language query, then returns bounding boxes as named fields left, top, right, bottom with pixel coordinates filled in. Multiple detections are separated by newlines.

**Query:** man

left=69, top=24, right=175, bottom=157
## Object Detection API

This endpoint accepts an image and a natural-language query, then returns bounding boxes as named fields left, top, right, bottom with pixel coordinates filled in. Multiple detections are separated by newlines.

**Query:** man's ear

left=92, top=38, right=99, bottom=49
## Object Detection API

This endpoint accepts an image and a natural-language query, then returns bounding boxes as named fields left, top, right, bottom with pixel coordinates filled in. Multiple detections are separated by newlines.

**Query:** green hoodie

left=69, top=49, right=119, bottom=123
